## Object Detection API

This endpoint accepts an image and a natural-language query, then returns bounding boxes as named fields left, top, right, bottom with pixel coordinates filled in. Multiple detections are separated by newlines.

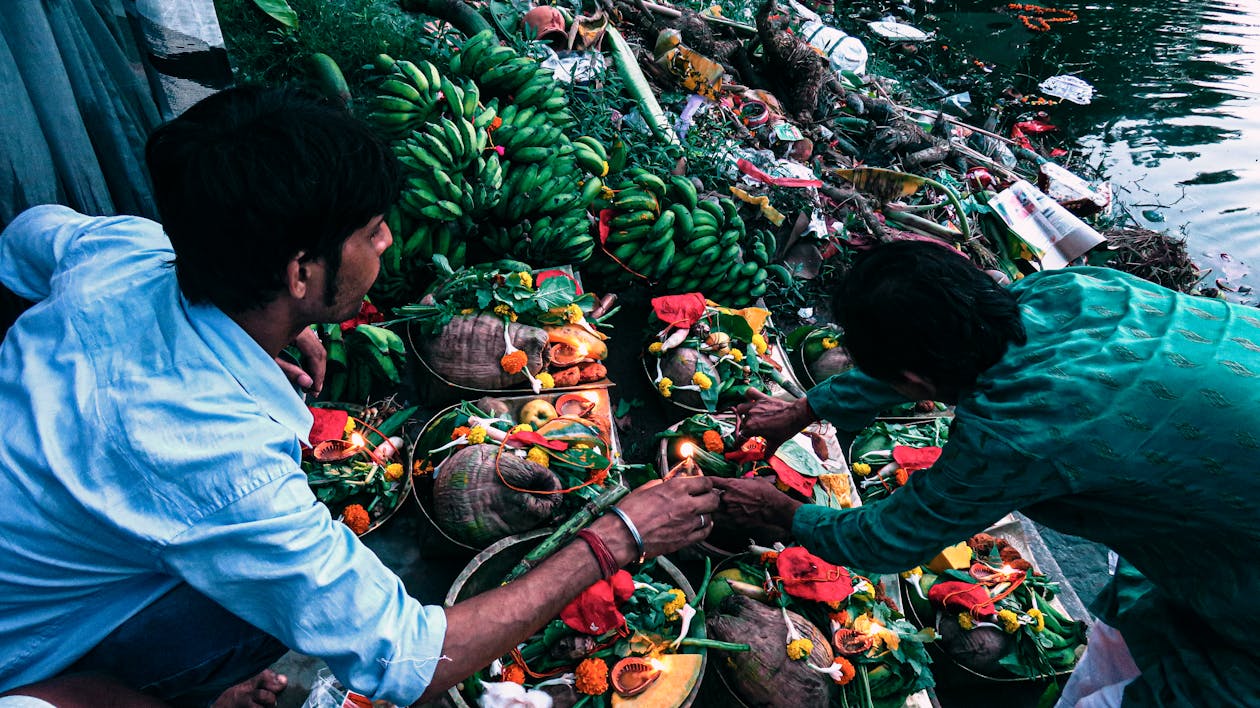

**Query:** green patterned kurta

left=792, top=267, right=1260, bottom=705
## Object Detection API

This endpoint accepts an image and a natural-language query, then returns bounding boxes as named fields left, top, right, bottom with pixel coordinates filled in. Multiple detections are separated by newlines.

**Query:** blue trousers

left=64, top=584, right=287, bottom=707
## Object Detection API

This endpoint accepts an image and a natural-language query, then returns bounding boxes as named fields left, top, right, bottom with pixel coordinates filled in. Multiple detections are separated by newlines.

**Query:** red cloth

left=892, top=445, right=942, bottom=472
left=339, top=300, right=383, bottom=333
left=650, top=293, right=707, bottom=330
left=928, top=580, right=996, bottom=618
left=560, top=570, right=636, bottom=635
left=775, top=547, right=852, bottom=602
left=768, top=455, right=817, bottom=496
left=308, top=407, right=349, bottom=445
left=506, top=430, right=569, bottom=451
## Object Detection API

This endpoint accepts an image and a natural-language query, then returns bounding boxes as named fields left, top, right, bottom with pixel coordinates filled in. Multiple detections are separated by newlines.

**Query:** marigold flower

left=588, top=467, right=609, bottom=486
left=451, top=425, right=471, bottom=441
left=526, top=446, right=550, bottom=467
left=830, top=657, right=856, bottom=685
left=493, top=303, right=518, bottom=322
left=343, top=418, right=357, bottom=435
left=538, top=372, right=555, bottom=389
left=459, top=308, right=475, bottom=315
left=821, top=337, right=839, bottom=350
left=662, top=588, right=686, bottom=620
left=730, top=348, right=744, bottom=362
left=517, top=271, right=533, bottom=289
left=501, top=663, right=526, bottom=684
left=466, top=426, right=488, bottom=445
left=786, top=638, right=813, bottom=661
left=957, top=613, right=975, bottom=630
left=648, top=342, right=664, bottom=355
left=342, top=504, right=370, bottom=535
left=702, top=429, right=724, bottom=453
left=751, top=333, right=768, bottom=355
left=657, top=377, right=673, bottom=398
left=575, top=657, right=609, bottom=695
left=509, top=423, right=533, bottom=434
left=385, top=463, right=404, bottom=481
left=501, top=350, right=529, bottom=374
left=830, top=609, right=850, bottom=626
left=851, top=462, right=872, bottom=477
left=759, top=550, right=779, bottom=565
left=565, top=303, right=583, bottom=323
left=997, top=609, right=1020, bottom=633
left=894, top=467, right=909, bottom=486
left=693, top=372, right=713, bottom=390
left=1027, top=608, right=1046, bottom=633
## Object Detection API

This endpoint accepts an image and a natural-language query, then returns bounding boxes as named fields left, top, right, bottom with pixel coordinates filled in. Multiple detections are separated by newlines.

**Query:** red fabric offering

left=892, top=445, right=942, bottom=472
left=650, top=293, right=707, bottom=329
left=928, top=580, right=996, bottom=617
left=561, top=570, right=635, bottom=635
left=308, top=407, right=349, bottom=444
left=775, top=547, right=853, bottom=602
left=506, top=430, right=569, bottom=451
left=768, top=456, right=817, bottom=496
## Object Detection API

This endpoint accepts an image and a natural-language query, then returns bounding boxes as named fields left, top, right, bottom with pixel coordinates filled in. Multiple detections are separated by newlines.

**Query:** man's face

left=326, top=215, right=392, bottom=321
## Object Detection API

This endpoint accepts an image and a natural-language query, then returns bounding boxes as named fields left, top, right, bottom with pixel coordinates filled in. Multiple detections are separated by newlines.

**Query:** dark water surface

left=927, top=0, right=1260, bottom=300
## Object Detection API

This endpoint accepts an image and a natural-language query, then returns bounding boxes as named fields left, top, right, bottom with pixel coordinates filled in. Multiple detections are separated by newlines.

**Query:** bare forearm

left=414, top=515, right=634, bottom=703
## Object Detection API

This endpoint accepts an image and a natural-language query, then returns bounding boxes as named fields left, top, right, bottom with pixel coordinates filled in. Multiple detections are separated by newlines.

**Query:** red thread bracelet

left=577, top=528, right=619, bottom=579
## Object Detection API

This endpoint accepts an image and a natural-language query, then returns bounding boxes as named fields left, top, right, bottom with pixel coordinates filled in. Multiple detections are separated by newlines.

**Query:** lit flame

left=350, top=433, right=367, bottom=448
left=864, top=618, right=885, bottom=636
left=580, top=390, right=601, bottom=403
left=648, top=657, right=666, bottom=671
left=999, top=564, right=1017, bottom=575
left=576, top=343, right=589, bottom=357
left=679, top=441, right=696, bottom=458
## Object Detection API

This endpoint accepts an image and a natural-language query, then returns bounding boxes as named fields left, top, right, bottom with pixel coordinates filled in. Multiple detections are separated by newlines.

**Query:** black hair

left=145, top=86, right=399, bottom=314
left=834, top=240, right=1027, bottom=392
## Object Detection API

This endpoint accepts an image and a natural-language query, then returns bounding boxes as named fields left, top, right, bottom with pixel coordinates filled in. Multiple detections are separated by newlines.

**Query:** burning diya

left=611, top=657, right=663, bottom=697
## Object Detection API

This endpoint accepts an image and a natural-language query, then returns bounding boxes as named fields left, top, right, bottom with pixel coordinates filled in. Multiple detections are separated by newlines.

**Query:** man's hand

left=275, top=328, right=326, bottom=398
left=733, top=388, right=819, bottom=454
left=711, top=477, right=803, bottom=542
left=596, top=476, right=720, bottom=563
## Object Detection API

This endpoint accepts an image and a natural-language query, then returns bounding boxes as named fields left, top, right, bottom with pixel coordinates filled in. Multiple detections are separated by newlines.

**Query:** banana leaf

left=249, top=0, right=298, bottom=28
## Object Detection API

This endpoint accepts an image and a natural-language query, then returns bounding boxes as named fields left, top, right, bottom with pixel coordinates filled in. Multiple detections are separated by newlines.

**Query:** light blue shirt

left=0, top=206, right=446, bottom=704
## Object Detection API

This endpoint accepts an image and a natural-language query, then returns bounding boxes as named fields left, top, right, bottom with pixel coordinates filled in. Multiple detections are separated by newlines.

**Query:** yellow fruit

left=518, top=399, right=558, bottom=428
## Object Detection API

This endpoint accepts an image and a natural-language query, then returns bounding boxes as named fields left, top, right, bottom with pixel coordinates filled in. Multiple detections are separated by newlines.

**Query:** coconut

left=707, top=595, right=833, bottom=707
left=660, top=347, right=720, bottom=410
left=432, top=444, right=562, bottom=546
left=807, top=347, right=852, bottom=385
left=937, top=614, right=1013, bottom=673
left=420, top=314, right=547, bottom=389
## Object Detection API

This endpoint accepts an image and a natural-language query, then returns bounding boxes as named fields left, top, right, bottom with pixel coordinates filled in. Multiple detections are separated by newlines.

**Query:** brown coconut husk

left=432, top=444, right=562, bottom=547
left=807, top=347, right=852, bottom=385
left=937, top=614, right=1013, bottom=674
left=420, top=314, right=548, bottom=390
left=708, top=595, right=834, bottom=707
left=661, top=347, right=720, bottom=410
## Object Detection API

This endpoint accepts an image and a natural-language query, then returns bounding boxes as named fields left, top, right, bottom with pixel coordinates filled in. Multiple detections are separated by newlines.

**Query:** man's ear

left=286, top=252, right=312, bottom=300
left=897, top=371, right=939, bottom=400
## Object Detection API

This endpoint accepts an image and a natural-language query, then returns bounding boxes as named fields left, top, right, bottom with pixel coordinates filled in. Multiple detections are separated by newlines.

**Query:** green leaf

left=249, top=0, right=298, bottom=28
left=530, top=276, right=578, bottom=312
left=715, top=313, right=755, bottom=344
left=774, top=439, right=828, bottom=477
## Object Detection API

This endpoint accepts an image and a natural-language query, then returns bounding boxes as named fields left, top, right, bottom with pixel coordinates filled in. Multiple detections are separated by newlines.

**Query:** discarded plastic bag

left=540, top=47, right=606, bottom=83
left=301, top=668, right=371, bottom=708
left=867, top=18, right=933, bottom=41
left=800, top=20, right=869, bottom=75
left=1039, top=75, right=1094, bottom=105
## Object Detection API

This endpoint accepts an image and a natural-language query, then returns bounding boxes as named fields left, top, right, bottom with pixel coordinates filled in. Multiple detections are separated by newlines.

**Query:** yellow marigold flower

left=851, top=462, right=872, bottom=477
left=538, top=372, right=555, bottom=389
left=565, top=303, right=583, bottom=323
left=821, top=337, right=839, bottom=350
left=343, top=418, right=357, bottom=435
left=957, top=613, right=975, bottom=631
left=786, top=638, right=813, bottom=661
left=459, top=308, right=475, bottom=315
left=730, top=348, right=744, bottom=361
left=751, top=333, right=768, bottom=355
left=692, top=372, right=713, bottom=390
left=466, top=426, right=488, bottom=445
left=997, top=609, right=1020, bottom=633
left=575, top=658, right=609, bottom=695
left=493, top=303, right=518, bottom=322
left=658, top=377, right=673, bottom=398
left=509, top=424, right=533, bottom=434
left=662, top=588, right=686, bottom=620
left=385, top=463, right=404, bottom=481
left=526, top=446, right=550, bottom=467
left=1027, top=608, right=1046, bottom=633
left=517, top=271, right=533, bottom=289
left=648, top=342, right=664, bottom=355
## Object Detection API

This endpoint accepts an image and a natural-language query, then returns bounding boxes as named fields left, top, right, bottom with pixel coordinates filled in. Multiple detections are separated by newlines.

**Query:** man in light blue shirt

left=0, top=87, right=720, bottom=707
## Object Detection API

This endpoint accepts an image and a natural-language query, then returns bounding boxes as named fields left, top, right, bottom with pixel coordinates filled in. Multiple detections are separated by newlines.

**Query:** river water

left=922, top=0, right=1260, bottom=301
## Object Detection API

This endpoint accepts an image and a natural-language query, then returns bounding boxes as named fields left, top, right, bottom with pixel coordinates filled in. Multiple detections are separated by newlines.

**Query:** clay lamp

left=663, top=441, right=699, bottom=480
left=555, top=392, right=598, bottom=418
left=832, top=628, right=874, bottom=657
left=611, top=656, right=663, bottom=697
left=311, top=439, right=358, bottom=463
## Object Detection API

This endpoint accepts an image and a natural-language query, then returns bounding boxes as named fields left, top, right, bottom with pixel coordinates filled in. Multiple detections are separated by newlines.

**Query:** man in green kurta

left=715, top=241, right=1260, bottom=705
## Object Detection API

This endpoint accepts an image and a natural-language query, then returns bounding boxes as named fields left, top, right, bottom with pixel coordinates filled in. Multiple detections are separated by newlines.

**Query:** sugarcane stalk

left=605, top=26, right=679, bottom=145
left=502, top=483, right=632, bottom=583
left=678, top=638, right=751, bottom=651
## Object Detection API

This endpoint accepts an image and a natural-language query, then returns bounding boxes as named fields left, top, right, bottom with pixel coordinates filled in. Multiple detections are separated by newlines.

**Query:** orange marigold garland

left=575, top=657, right=609, bottom=695
left=1005, top=3, right=1078, bottom=32
left=702, top=429, right=725, bottom=453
